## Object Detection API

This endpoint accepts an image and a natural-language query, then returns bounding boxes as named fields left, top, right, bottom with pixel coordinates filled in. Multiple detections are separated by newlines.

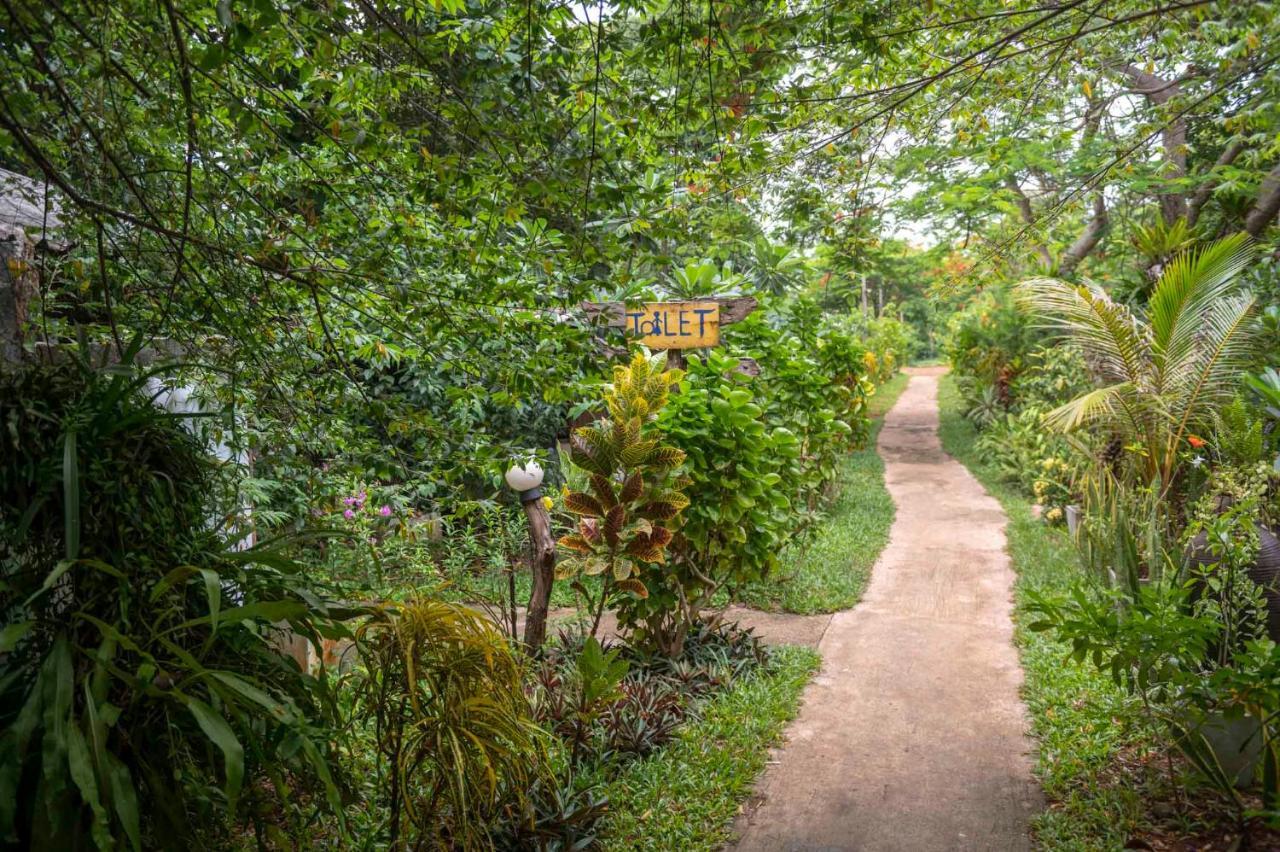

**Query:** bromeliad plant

left=556, top=351, right=689, bottom=638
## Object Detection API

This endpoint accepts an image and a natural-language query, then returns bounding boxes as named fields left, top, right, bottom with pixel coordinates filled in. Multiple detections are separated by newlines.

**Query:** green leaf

left=66, top=721, right=112, bottom=849
left=0, top=621, right=33, bottom=654
left=182, top=696, right=244, bottom=812
left=63, top=431, right=79, bottom=561
left=200, top=568, right=222, bottom=635
left=174, top=600, right=306, bottom=632
left=104, top=752, right=141, bottom=851
left=208, top=671, right=295, bottom=724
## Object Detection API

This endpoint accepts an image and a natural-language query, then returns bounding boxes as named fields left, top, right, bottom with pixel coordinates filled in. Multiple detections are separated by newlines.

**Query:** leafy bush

left=351, top=599, right=548, bottom=849
left=556, top=351, right=690, bottom=644
left=976, top=410, right=1079, bottom=520
left=944, top=284, right=1041, bottom=406
left=1007, top=344, right=1093, bottom=413
left=656, top=349, right=798, bottom=655
left=530, top=623, right=768, bottom=770
left=860, top=308, right=917, bottom=379
left=0, top=362, right=348, bottom=850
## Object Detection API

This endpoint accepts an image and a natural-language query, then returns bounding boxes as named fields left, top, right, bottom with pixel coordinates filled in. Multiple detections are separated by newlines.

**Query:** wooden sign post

left=582, top=295, right=758, bottom=369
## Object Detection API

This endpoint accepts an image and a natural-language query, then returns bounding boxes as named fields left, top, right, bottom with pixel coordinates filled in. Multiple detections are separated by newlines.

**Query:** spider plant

left=1015, top=233, right=1264, bottom=491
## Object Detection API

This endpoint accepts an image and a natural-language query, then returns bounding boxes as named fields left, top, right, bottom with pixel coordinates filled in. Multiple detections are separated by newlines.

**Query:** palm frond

left=1166, top=293, right=1260, bottom=442
left=1045, top=382, right=1137, bottom=432
left=1015, top=278, right=1150, bottom=386
left=1148, top=233, right=1254, bottom=384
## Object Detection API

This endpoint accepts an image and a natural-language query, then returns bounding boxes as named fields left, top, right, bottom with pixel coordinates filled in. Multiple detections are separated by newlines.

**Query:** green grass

left=736, top=371, right=909, bottom=614
left=936, top=374, right=1155, bottom=850
left=597, top=645, right=821, bottom=851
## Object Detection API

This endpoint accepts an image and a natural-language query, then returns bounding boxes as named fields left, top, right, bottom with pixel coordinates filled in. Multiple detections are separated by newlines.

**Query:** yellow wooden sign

left=621, top=301, right=720, bottom=349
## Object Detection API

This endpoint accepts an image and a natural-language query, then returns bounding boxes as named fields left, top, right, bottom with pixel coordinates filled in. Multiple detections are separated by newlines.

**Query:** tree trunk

left=1245, top=162, right=1280, bottom=239
left=0, top=226, right=36, bottom=365
left=1187, top=138, right=1245, bottom=227
left=521, top=495, right=557, bottom=653
left=1056, top=194, right=1108, bottom=277
left=1119, top=64, right=1188, bottom=226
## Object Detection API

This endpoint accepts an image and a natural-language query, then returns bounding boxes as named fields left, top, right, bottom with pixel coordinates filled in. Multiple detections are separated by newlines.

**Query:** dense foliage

left=0, top=363, right=349, bottom=850
left=7, top=0, right=1280, bottom=846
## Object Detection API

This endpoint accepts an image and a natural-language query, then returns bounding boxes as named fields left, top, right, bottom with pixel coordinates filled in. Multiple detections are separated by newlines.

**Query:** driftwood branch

left=520, top=496, right=557, bottom=653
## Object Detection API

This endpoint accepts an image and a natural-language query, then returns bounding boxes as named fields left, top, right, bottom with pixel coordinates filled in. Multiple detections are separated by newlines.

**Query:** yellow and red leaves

left=638, top=500, right=679, bottom=521
left=647, top=445, right=686, bottom=468
left=619, top=471, right=643, bottom=504
left=589, top=474, right=618, bottom=510
left=564, top=491, right=604, bottom=517
left=615, top=578, right=648, bottom=598
left=619, top=439, right=658, bottom=467
left=624, top=525, right=673, bottom=562
left=603, top=504, right=626, bottom=548
left=557, top=534, right=591, bottom=554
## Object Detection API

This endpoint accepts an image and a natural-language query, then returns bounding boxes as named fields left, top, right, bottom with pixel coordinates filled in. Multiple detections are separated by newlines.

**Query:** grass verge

left=936, top=374, right=1155, bottom=851
left=597, top=645, right=821, bottom=851
left=737, top=371, right=909, bottom=614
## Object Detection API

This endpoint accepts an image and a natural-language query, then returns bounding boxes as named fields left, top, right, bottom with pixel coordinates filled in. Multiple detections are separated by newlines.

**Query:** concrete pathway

left=730, top=367, right=1043, bottom=852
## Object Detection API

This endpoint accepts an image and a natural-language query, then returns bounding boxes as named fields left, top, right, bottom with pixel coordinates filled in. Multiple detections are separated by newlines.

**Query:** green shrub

left=0, top=362, right=348, bottom=850
left=350, top=599, right=549, bottom=849
left=944, top=285, right=1040, bottom=404
left=727, top=304, right=872, bottom=515
left=657, top=349, right=798, bottom=654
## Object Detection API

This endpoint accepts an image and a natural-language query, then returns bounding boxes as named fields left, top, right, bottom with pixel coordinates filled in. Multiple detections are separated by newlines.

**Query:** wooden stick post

left=506, top=461, right=556, bottom=652
left=520, top=491, right=556, bottom=651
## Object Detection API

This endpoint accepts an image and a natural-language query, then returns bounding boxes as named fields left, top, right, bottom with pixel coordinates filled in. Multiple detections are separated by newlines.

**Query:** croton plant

left=556, top=351, right=690, bottom=598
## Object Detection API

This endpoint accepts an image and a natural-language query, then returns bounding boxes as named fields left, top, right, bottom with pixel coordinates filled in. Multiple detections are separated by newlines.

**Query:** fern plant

left=1016, top=234, right=1264, bottom=490
left=556, top=351, right=689, bottom=635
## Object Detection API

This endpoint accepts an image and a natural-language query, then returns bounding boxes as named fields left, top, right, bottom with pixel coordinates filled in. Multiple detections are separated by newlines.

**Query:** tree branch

left=1056, top=193, right=1108, bottom=277
left=1187, top=138, right=1245, bottom=227
left=1245, top=161, right=1280, bottom=238
left=1004, top=175, right=1053, bottom=268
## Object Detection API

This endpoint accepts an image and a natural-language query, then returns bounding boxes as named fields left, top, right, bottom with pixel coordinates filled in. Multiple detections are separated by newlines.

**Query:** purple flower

left=343, top=509, right=355, bottom=519
left=380, top=505, right=392, bottom=516
left=343, top=496, right=356, bottom=506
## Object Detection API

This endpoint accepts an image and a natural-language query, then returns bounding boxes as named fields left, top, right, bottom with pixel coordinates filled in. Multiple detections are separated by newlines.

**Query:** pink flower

left=380, top=505, right=392, bottom=516
left=343, top=509, right=355, bottom=519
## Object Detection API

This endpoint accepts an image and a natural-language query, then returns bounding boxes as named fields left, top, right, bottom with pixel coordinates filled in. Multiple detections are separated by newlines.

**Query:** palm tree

left=1015, top=233, right=1263, bottom=489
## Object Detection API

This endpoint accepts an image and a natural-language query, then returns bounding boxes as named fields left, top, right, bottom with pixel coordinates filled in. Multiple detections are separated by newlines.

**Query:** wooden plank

left=581, top=295, right=758, bottom=329
left=614, top=301, right=721, bottom=349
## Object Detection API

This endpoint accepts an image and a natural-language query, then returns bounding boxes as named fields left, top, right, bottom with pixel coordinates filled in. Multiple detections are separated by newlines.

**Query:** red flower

left=1188, top=435, right=1206, bottom=449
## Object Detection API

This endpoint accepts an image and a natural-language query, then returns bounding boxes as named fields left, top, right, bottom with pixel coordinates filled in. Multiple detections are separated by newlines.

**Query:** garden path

left=729, top=367, right=1043, bottom=851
